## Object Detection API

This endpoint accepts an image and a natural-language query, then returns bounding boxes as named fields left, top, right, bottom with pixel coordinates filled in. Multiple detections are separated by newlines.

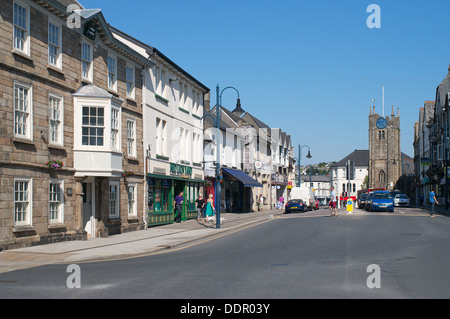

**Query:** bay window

left=82, top=106, right=104, bottom=146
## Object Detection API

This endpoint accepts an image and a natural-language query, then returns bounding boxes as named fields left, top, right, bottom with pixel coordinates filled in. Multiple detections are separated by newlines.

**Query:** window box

left=123, top=169, right=135, bottom=177
left=46, top=160, right=64, bottom=170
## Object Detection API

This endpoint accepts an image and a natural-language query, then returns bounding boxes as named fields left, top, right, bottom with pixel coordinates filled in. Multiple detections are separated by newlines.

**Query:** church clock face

left=376, top=117, right=387, bottom=129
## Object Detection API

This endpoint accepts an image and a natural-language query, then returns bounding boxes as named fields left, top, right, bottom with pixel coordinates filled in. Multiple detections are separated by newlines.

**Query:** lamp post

left=297, top=144, right=312, bottom=187
left=215, top=85, right=241, bottom=229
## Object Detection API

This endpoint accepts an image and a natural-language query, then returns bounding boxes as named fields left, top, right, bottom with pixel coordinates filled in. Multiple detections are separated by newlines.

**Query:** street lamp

left=297, top=144, right=312, bottom=187
left=215, top=84, right=241, bottom=229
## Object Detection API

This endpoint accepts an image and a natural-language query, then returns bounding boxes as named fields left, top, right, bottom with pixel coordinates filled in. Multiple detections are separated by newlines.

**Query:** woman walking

left=205, top=194, right=216, bottom=222
left=195, top=195, right=205, bottom=221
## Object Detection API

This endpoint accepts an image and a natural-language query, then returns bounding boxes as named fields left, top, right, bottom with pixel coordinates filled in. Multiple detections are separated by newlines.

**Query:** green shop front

left=147, top=163, right=204, bottom=226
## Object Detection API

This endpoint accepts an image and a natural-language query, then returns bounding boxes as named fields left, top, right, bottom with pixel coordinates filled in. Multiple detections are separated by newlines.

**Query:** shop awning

left=222, top=168, right=263, bottom=187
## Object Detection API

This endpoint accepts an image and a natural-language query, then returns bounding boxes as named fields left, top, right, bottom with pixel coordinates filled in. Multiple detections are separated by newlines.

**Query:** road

left=1, top=206, right=450, bottom=300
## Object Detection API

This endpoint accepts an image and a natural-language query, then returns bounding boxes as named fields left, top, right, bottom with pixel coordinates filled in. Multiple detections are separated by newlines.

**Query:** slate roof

left=331, top=149, right=413, bottom=168
left=242, top=112, right=271, bottom=130
left=331, top=150, right=369, bottom=168
left=56, top=0, right=84, bottom=8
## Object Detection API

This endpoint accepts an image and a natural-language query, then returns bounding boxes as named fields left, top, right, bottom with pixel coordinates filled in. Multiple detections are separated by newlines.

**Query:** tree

left=361, top=175, right=369, bottom=190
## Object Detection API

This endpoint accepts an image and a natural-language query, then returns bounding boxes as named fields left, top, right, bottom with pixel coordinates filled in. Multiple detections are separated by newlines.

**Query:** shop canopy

left=222, top=168, right=263, bottom=188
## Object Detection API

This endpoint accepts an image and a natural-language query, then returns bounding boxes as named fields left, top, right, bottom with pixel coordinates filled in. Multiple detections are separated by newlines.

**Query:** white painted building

left=111, top=27, right=210, bottom=226
left=203, top=106, right=249, bottom=212
left=330, top=150, right=369, bottom=203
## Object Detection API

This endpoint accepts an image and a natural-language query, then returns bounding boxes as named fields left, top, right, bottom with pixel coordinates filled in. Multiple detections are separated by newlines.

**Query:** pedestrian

left=258, top=194, right=263, bottom=211
left=195, top=195, right=205, bottom=221
left=429, top=189, right=439, bottom=218
left=174, top=191, right=183, bottom=223
left=328, top=186, right=338, bottom=216
left=205, top=194, right=216, bottom=222
left=279, top=196, right=285, bottom=209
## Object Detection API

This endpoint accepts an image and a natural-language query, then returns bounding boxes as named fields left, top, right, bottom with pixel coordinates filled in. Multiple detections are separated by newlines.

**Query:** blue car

left=284, top=199, right=306, bottom=214
left=366, top=191, right=394, bottom=212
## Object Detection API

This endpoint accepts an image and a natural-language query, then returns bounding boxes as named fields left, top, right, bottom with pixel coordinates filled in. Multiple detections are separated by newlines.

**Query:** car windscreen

left=373, top=193, right=392, bottom=199
left=288, top=200, right=303, bottom=204
left=396, top=194, right=409, bottom=199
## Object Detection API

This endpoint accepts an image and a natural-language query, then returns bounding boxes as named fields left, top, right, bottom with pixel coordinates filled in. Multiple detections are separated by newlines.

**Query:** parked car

left=284, top=199, right=306, bottom=214
left=365, top=191, right=394, bottom=212
left=357, top=193, right=368, bottom=209
left=393, top=193, right=410, bottom=207
left=390, top=190, right=403, bottom=198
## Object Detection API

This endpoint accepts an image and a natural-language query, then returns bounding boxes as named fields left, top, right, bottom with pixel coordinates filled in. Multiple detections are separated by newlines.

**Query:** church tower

left=368, top=105, right=402, bottom=190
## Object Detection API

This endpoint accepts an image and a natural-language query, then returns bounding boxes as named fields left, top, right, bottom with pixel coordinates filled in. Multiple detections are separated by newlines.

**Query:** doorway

left=82, top=181, right=95, bottom=238
left=173, top=181, right=185, bottom=221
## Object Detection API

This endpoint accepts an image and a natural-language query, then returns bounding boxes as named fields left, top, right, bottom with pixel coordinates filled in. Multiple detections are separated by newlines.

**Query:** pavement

left=0, top=208, right=286, bottom=274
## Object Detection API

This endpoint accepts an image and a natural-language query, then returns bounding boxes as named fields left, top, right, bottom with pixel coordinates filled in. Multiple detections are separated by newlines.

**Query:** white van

left=289, top=187, right=316, bottom=211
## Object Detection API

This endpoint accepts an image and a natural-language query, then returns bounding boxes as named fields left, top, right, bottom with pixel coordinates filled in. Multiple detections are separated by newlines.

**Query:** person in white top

left=328, top=186, right=338, bottom=217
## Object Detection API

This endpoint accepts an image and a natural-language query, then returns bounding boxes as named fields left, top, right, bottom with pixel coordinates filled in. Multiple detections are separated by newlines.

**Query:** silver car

left=393, top=194, right=410, bottom=207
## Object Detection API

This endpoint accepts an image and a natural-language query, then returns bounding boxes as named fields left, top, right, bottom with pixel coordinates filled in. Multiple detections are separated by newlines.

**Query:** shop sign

left=170, top=163, right=192, bottom=178
left=420, top=157, right=430, bottom=166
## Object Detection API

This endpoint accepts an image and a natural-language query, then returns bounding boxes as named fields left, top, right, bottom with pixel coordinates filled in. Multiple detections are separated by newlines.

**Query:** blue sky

left=83, top=0, right=450, bottom=164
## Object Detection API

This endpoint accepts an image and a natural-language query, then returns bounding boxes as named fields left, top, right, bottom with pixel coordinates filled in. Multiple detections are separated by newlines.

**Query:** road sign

left=347, top=198, right=354, bottom=214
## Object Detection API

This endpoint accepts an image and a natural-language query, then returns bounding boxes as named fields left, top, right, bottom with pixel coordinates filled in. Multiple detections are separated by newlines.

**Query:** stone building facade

left=368, top=105, right=402, bottom=190
left=0, top=0, right=153, bottom=250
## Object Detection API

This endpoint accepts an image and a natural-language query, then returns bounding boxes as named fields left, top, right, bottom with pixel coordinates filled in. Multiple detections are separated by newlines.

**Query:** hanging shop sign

left=83, top=21, right=97, bottom=41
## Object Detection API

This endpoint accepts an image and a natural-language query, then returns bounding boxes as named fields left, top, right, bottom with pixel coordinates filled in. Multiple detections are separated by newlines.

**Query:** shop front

left=222, top=168, right=263, bottom=213
left=147, top=163, right=204, bottom=226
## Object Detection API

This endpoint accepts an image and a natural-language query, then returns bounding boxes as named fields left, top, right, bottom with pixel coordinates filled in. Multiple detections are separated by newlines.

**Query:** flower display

left=123, top=169, right=135, bottom=177
left=46, top=160, right=64, bottom=170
